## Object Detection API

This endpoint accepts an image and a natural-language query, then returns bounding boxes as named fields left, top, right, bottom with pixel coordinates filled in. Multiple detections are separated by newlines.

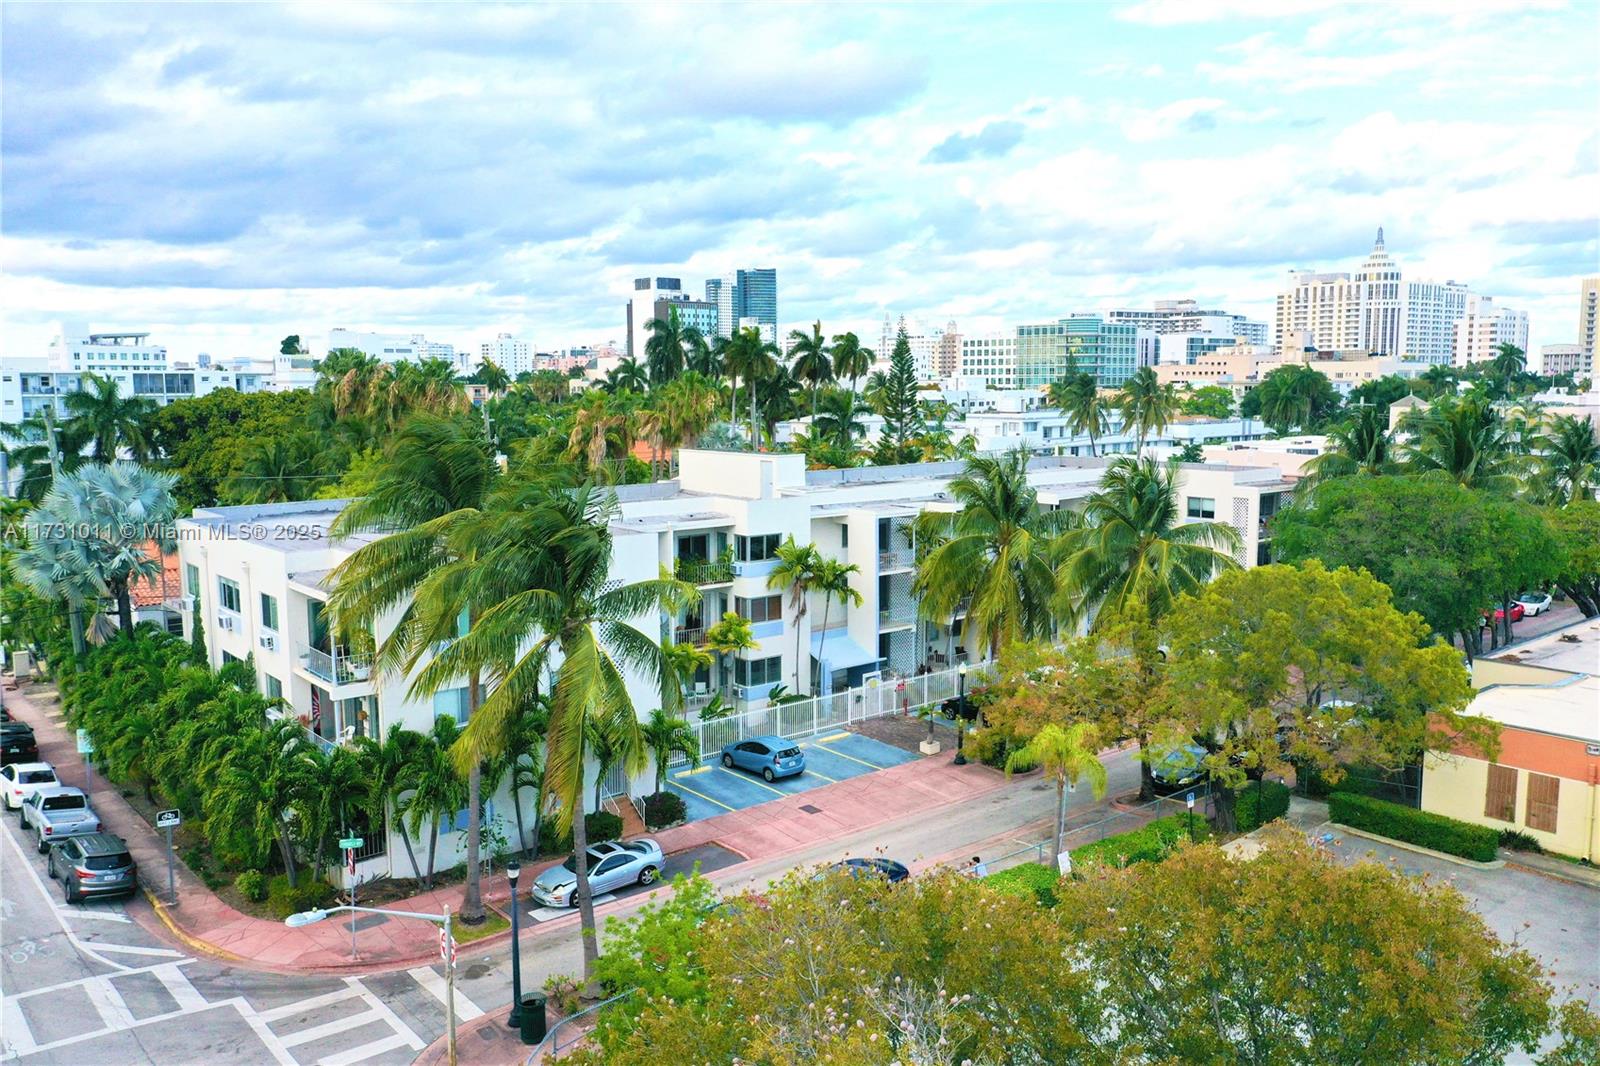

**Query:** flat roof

left=1471, top=673, right=1600, bottom=745
left=1489, top=618, right=1600, bottom=675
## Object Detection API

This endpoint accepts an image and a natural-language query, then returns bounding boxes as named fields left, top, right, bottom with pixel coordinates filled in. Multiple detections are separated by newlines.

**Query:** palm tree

left=1252, top=365, right=1338, bottom=433
left=811, top=558, right=863, bottom=694
left=208, top=717, right=310, bottom=885
left=1058, top=455, right=1241, bottom=631
left=642, top=707, right=699, bottom=796
left=395, top=716, right=470, bottom=888
left=755, top=366, right=802, bottom=449
left=63, top=372, right=156, bottom=461
left=2, top=412, right=90, bottom=503
left=811, top=390, right=869, bottom=452
left=1298, top=405, right=1396, bottom=491
left=223, top=434, right=324, bottom=503
left=862, top=369, right=891, bottom=413
left=1004, top=722, right=1106, bottom=867
left=768, top=538, right=823, bottom=692
left=1490, top=342, right=1527, bottom=381
left=360, top=725, right=430, bottom=882
left=566, top=392, right=634, bottom=479
left=1543, top=414, right=1600, bottom=504
left=327, top=414, right=498, bottom=921
left=644, top=306, right=703, bottom=387
left=913, top=451, right=1072, bottom=660
left=1051, top=372, right=1111, bottom=457
left=1403, top=396, right=1519, bottom=494
left=606, top=357, right=649, bottom=394
left=439, top=476, right=685, bottom=988
left=722, top=327, right=780, bottom=440
left=1115, top=368, right=1176, bottom=454
left=475, top=359, right=511, bottom=394
left=830, top=332, right=875, bottom=391
left=788, top=321, right=833, bottom=419
left=1415, top=364, right=1460, bottom=400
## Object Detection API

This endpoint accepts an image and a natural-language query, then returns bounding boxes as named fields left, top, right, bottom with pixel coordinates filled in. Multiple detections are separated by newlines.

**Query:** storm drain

left=799, top=804, right=823, bottom=814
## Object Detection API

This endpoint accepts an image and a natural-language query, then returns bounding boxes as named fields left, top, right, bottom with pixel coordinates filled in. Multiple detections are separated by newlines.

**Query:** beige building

left=1580, top=277, right=1598, bottom=362
left=1451, top=295, right=1529, bottom=368
left=1155, top=345, right=1425, bottom=399
left=1201, top=436, right=1328, bottom=479
left=1541, top=343, right=1591, bottom=379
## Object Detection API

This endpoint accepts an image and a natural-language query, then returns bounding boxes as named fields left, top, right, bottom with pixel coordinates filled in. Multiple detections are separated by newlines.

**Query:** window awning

left=810, top=630, right=880, bottom=671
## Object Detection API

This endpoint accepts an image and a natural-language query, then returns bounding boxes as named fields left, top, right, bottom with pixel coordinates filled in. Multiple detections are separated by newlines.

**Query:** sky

left=3, top=0, right=1597, bottom=363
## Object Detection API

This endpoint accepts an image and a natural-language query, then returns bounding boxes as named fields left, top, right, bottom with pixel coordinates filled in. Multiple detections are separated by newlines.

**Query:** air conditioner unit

left=218, top=615, right=237, bottom=632
left=258, top=634, right=277, bottom=652
left=178, top=595, right=195, bottom=612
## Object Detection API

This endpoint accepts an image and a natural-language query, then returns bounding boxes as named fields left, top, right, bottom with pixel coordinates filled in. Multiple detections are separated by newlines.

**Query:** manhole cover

left=799, top=804, right=822, bottom=814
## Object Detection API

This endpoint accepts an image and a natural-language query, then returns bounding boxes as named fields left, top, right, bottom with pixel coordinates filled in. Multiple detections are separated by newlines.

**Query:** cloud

left=924, top=121, right=1026, bottom=163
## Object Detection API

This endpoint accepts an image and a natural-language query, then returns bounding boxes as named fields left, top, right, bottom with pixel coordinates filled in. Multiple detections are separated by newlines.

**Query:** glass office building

left=1013, top=315, right=1137, bottom=389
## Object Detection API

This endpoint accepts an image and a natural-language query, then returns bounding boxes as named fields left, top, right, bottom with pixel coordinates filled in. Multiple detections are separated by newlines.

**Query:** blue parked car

left=721, top=735, right=805, bottom=782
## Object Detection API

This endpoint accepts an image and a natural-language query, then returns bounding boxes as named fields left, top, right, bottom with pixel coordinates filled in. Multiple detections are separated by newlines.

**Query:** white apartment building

left=326, top=329, right=458, bottom=369
left=1540, top=343, right=1591, bottom=379
left=1107, top=300, right=1269, bottom=349
left=959, top=335, right=1019, bottom=388
left=1274, top=230, right=1472, bottom=364
left=175, top=448, right=1289, bottom=883
left=45, top=325, right=168, bottom=373
left=1452, top=296, right=1529, bottom=368
left=1, top=357, right=264, bottom=422
left=879, top=315, right=948, bottom=381
left=479, top=333, right=533, bottom=377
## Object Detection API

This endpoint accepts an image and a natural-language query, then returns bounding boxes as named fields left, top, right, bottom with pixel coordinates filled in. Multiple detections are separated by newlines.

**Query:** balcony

left=879, top=606, right=916, bottom=631
left=675, top=556, right=734, bottom=586
left=296, top=643, right=372, bottom=687
left=878, top=547, right=915, bottom=572
left=674, top=624, right=706, bottom=646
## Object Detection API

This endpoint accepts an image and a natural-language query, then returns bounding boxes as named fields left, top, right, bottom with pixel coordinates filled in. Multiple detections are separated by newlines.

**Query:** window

left=263, top=675, right=283, bottom=701
left=1186, top=497, right=1216, bottom=520
left=434, top=688, right=470, bottom=723
left=736, top=594, right=783, bottom=624
left=185, top=564, right=199, bottom=597
left=840, top=524, right=848, bottom=547
left=218, top=577, right=241, bottom=613
left=221, top=651, right=239, bottom=666
left=736, top=533, right=781, bottom=562
left=1525, top=772, right=1559, bottom=833
left=677, top=533, right=710, bottom=562
left=259, top=593, right=279, bottom=632
left=1484, top=763, right=1517, bottom=822
left=734, top=655, right=782, bottom=687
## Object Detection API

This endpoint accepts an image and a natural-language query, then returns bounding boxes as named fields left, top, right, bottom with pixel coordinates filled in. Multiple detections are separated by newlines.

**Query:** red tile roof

left=129, top=541, right=183, bottom=608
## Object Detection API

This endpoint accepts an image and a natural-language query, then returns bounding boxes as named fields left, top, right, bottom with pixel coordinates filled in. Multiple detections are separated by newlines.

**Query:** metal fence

left=670, top=661, right=990, bottom=769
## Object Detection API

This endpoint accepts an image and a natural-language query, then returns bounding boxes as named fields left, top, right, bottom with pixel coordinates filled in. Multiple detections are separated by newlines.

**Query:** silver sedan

left=531, top=838, right=664, bottom=907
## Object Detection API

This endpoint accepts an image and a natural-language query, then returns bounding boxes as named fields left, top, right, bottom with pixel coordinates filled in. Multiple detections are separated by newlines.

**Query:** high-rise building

left=628, top=276, right=684, bottom=361
left=1580, top=278, right=1599, bottom=362
left=1274, top=230, right=1473, bottom=364
left=735, top=268, right=777, bottom=339
left=1452, top=296, right=1529, bottom=368
left=1014, top=315, right=1137, bottom=390
left=705, top=274, right=738, bottom=339
left=46, top=324, right=168, bottom=373
left=1106, top=299, right=1268, bottom=347
left=932, top=322, right=962, bottom=379
left=479, top=333, right=533, bottom=377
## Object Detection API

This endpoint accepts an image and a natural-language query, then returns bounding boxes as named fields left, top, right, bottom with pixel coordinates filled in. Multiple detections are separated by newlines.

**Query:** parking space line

left=811, top=742, right=887, bottom=770
left=803, top=766, right=838, bottom=783
left=669, top=779, right=737, bottom=812
left=716, top=767, right=786, bottom=796
left=673, top=765, right=713, bottom=777
left=816, top=731, right=852, bottom=743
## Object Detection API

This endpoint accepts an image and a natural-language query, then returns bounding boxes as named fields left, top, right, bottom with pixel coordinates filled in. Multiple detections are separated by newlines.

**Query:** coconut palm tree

left=642, top=707, right=699, bottom=796
left=357, top=725, right=431, bottom=882
left=788, top=321, right=834, bottom=419
left=1415, top=364, right=1460, bottom=400
left=2, top=412, right=91, bottom=503
left=913, top=450, right=1073, bottom=660
left=1004, top=721, right=1106, bottom=867
left=475, top=359, right=511, bottom=395
left=1298, top=405, right=1396, bottom=491
left=862, top=369, right=891, bottom=414
left=606, top=357, right=649, bottom=394
left=1403, top=396, right=1520, bottom=494
left=1115, top=368, right=1176, bottom=454
left=223, top=434, right=325, bottom=503
left=1052, top=372, right=1111, bottom=457
left=644, top=306, right=703, bottom=387
left=395, top=716, right=470, bottom=888
left=1542, top=414, right=1600, bottom=504
left=755, top=366, right=802, bottom=449
left=721, top=328, right=780, bottom=440
left=1057, top=455, right=1241, bottom=631
left=811, top=390, right=869, bottom=452
left=566, top=392, right=634, bottom=479
left=1489, top=342, right=1527, bottom=381
left=63, top=372, right=156, bottom=462
left=1251, top=364, right=1339, bottom=433
left=830, top=332, right=875, bottom=391
left=768, top=538, right=823, bottom=692
left=327, top=414, right=498, bottom=921
left=811, top=558, right=864, bottom=693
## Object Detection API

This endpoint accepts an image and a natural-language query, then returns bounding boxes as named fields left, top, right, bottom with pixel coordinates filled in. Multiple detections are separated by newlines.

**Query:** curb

left=141, top=886, right=251, bottom=964
left=1504, top=855, right=1600, bottom=890
left=1329, top=822, right=1505, bottom=869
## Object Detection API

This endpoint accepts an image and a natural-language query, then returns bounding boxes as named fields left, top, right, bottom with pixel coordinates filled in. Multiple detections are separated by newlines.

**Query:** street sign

left=1185, top=792, right=1195, bottom=810
left=156, top=809, right=182, bottom=829
left=76, top=729, right=94, bottom=754
left=439, top=926, right=455, bottom=964
left=338, top=836, right=364, bottom=850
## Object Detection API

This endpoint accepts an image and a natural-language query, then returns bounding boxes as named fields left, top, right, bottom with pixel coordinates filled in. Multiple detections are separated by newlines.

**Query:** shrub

left=1328, top=792, right=1498, bottom=862
left=536, top=811, right=624, bottom=856
left=1498, top=828, right=1544, bottom=853
left=964, top=726, right=1016, bottom=770
left=642, top=791, right=687, bottom=829
left=234, top=870, right=268, bottom=902
left=984, top=863, right=1059, bottom=907
left=1234, top=780, right=1292, bottom=833
left=543, top=972, right=582, bottom=1017
left=266, top=874, right=339, bottom=919
left=1071, top=814, right=1210, bottom=869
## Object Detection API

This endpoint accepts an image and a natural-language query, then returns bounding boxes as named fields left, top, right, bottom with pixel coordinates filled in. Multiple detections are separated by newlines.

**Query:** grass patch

left=452, top=907, right=510, bottom=944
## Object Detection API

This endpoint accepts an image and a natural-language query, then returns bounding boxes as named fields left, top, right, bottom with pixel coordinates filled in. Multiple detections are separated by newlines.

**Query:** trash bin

left=519, top=992, right=547, bottom=1045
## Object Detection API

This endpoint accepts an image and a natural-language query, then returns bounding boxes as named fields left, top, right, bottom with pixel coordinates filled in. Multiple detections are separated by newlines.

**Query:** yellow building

left=1422, top=620, right=1600, bottom=861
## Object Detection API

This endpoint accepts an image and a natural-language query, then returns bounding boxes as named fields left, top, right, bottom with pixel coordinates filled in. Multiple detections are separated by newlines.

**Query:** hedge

left=985, top=863, right=1060, bottom=907
left=1328, top=792, right=1498, bottom=862
left=538, top=811, right=624, bottom=856
left=1071, top=813, right=1210, bottom=869
left=1235, top=780, right=1292, bottom=833
left=266, top=874, right=339, bottom=919
left=642, top=791, right=687, bottom=829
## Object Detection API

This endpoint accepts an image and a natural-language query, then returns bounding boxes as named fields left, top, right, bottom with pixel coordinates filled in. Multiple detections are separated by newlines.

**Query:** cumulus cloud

left=924, top=121, right=1026, bottom=163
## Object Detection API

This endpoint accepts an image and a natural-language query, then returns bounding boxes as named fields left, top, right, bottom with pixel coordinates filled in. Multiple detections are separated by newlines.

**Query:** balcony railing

left=297, top=643, right=372, bottom=686
left=879, top=606, right=916, bottom=627
left=878, top=547, right=915, bottom=571
left=674, top=625, right=706, bottom=646
left=675, top=557, right=734, bottom=585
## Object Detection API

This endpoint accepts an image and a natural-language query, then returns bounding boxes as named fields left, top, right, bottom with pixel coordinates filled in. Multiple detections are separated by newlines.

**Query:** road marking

left=57, top=907, right=132, bottom=923
left=4, top=960, right=193, bottom=1003
left=80, top=940, right=185, bottom=957
left=810, top=742, right=885, bottom=769
left=84, top=974, right=138, bottom=1031
left=152, top=962, right=208, bottom=1013
left=716, top=766, right=786, bottom=796
left=799, top=766, right=838, bottom=783
left=527, top=894, right=616, bottom=923
left=257, top=985, right=364, bottom=1023
left=673, top=765, right=713, bottom=777
left=321, top=1032, right=415, bottom=1066
left=349, top=977, right=425, bottom=1051
left=668, top=779, right=736, bottom=812
left=1, top=996, right=38, bottom=1056
left=407, top=965, right=486, bottom=1020
left=816, top=731, right=852, bottom=743
left=0, top=825, right=131, bottom=973
left=234, top=1000, right=299, bottom=1066
left=278, top=1008, right=380, bottom=1048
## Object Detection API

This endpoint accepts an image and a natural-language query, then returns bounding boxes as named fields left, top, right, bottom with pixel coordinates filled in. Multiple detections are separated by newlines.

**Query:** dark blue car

left=721, top=735, right=805, bottom=782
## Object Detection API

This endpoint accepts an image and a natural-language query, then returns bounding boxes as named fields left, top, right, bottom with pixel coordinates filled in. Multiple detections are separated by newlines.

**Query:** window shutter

left=1525, top=773, right=1560, bottom=834
left=1483, top=764, right=1517, bottom=822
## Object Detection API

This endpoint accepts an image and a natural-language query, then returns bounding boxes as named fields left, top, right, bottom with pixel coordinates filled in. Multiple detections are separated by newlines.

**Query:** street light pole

left=953, top=661, right=969, bottom=765
left=443, top=905, right=457, bottom=1066
left=506, top=860, right=524, bottom=1029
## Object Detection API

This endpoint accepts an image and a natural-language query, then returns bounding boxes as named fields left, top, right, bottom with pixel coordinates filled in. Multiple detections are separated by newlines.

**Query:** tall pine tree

left=189, top=599, right=208, bottom=666
left=876, top=324, right=923, bottom=462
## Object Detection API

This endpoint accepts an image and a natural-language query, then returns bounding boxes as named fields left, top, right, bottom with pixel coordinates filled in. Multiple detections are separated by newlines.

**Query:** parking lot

left=665, top=730, right=920, bottom=823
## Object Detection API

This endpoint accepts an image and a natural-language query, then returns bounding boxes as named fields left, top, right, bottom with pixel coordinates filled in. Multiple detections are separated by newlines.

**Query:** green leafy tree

left=1403, top=395, right=1519, bottom=494
left=223, top=433, right=327, bottom=503
left=279, top=334, right=306, bottom=356
left=1546, top=501, right=1600, bottom=616
left=787, top=321, right=833, bottom=418
left=1298, top=404, right=1396, bottom=490
left=1177, top=384, right=1235, bottom=419
left=1343, top=374, right=1416, bottom=419
left=1005, top=721, right=1107, bottom=866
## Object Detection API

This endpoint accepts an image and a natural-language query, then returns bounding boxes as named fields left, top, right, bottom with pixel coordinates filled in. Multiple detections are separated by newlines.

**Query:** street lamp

left=953, top=661, right=969, bottom=765
left=506, top=859, right=524, bottom=1030
left=286, top=903, right=459, bottom=1066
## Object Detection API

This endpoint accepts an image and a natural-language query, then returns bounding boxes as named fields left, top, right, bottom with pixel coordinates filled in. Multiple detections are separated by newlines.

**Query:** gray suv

left=47, top=833, right=138, bottom=902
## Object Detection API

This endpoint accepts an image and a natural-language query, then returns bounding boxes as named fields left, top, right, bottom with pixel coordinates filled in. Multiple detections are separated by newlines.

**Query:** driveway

left=666, top=731, right=918, bottom=823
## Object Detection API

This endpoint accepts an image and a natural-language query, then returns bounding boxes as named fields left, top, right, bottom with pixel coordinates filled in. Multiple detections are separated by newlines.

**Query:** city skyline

left=3, top=1, right=1596, bottom=362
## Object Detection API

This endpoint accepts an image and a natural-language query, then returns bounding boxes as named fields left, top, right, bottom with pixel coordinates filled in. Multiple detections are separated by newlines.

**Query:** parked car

left=825, top=857, right=910, bottom=883
left=47, top=833, right=137, bottom=903
left=2, top=762, right=60, bottom=812
left=21, top=786, right=102, bottom=853
left=1149, top=744, right=1208, bottom=791
left=1, top=721, right=39, bottom=765
left=1486, top=602, right=1526, bottom=625
left=1515, top=591, right=1553, bottom=616
left=530, top=838, right=664, bottom=908
left=720, top=735, right=805, bottom=782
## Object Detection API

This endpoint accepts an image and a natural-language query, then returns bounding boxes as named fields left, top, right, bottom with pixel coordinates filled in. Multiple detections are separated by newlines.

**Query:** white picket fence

left=669, top=661, right=991, bottom=769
